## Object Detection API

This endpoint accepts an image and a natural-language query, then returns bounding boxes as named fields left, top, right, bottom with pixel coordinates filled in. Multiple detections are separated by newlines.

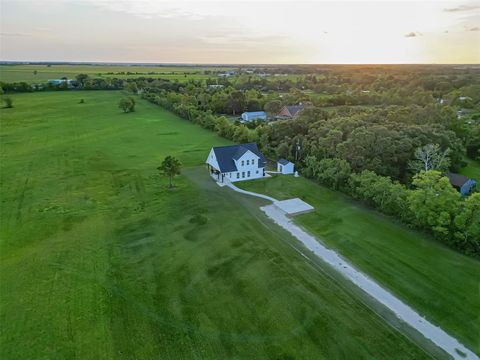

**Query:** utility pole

left=295, top=140, right=301, bottom=161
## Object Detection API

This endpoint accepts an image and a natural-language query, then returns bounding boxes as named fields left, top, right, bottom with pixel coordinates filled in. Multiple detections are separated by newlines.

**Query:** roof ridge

left=212, top=142, right=255, bottom=150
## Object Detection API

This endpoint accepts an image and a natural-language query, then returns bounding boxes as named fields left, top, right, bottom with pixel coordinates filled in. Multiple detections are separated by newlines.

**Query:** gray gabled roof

left=278, top=158, right=292, bottom=165
left=286, top=105, right=304, bottom=117
left=445, top=173, right=470, bottom=188
left=212, top=143, right=265, bottom=173
left=233, top=146, right=249, bottom=160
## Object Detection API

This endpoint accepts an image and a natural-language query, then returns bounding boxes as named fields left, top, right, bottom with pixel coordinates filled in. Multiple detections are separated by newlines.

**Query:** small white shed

left=277, top=159, right=294, bottom=174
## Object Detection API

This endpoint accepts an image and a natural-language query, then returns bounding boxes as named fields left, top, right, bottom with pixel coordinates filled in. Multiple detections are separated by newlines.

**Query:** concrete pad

left=274, top=198, right=314, bottom=215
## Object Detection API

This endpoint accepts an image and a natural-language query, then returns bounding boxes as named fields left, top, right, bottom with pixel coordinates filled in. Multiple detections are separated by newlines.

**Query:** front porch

left=206, top=164, right=225, bottom=183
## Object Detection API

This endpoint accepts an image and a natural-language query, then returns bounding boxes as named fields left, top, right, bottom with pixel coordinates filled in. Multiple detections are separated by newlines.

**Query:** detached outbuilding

left=445, top=173, right=477, bottom=196
left=241, top=111, right=267, bottom=122
left=277, top=159, right=294, bottom=174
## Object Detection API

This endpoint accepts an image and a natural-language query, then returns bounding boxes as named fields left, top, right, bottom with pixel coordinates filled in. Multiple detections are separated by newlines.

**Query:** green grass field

left=461, top=158, right=480, bottom=180
left=0, top=64, right=227, bottom=83
left=238, top=175, right=480, bottom=355
left=0, top=91, right=432, bottom=359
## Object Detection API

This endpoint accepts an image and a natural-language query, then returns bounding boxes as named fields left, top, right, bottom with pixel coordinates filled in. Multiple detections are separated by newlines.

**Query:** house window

left=242, top=172, right=245, bottom=178
left=256, top=170, right=259, bottom=174
left=247, top=171, right=250, bottom=177
left=252, top=159, right=255, bottom=165
left=236, top=173, right=239, bottom=179
left=247, top=160, right=250, bottom=165
left=241, top=161, right=244, bottom=166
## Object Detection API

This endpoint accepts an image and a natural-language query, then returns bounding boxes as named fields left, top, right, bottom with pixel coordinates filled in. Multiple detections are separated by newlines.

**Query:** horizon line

left=1, top=60, right=480, bottom=67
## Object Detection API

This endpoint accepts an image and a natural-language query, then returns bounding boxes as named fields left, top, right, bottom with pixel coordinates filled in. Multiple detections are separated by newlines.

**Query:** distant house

left=218, top=70, right=236, bottom=78
left=277, top=104, right=305, bottom=119
left=277, top=159, right=294, bottom=174
left=48, top=79, right=65, bottom=86
left=445, top=173, right=477, bottom=196
left=206, top=143, right=266, bottom=183
left=241, top=111, right=267, bottom=122
left=47, top=79, right=75, bottom=88
left=207, top=84, right=224, bottom=90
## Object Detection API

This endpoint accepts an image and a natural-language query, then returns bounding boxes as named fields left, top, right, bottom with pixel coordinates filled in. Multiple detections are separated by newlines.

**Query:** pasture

left=0, top=64, right=226, bottom=83
left=238, top=175, right=480, bottom=355
left=0, top=91, right=430, bottom=359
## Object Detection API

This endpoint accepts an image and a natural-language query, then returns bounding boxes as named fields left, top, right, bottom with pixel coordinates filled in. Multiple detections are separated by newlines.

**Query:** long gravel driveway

left=226, top=180, right=479, bottom=360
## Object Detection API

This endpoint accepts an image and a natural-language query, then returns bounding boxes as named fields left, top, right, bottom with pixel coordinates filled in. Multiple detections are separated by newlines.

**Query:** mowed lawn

left=0, top=92, right=430, bottom=359
left=460, top=158, right=480, bottom=180
left=238, top=175, right=480, bottom=355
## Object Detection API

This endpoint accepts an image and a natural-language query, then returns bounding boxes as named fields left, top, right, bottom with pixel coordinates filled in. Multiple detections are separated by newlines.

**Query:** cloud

left=466, top=26, right=480, bottom=31
left=444, top=4, right=480, bottom=12
left=80, top=0, right=207, bottom=20
left=404, top=31, right=422, bottom=38
left=198, top=33, right=287, bottom=47
left=0, top=32, right=30, bottom=37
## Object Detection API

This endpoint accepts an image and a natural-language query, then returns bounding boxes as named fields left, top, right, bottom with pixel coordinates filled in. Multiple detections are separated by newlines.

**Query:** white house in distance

left=277, top=159, right=294, bottom=174
left=241, top=111, right=267, bottom=122
left=206, top=143, right=266, bottom=183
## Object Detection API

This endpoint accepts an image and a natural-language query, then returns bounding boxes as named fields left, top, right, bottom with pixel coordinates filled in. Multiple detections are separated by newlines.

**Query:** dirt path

left=225, top=181, right=479, bottom=360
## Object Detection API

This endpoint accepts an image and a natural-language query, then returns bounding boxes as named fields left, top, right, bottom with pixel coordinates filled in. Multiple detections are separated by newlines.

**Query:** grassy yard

left=460, top=158, right=480, bottom=180
left=0, top=91, right=431, bottom=359
left=238, top=175, right=480, bottom=355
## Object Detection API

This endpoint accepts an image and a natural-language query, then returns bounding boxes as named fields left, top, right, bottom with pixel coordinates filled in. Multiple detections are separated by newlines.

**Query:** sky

left=0, top=0, right=479, bottom=64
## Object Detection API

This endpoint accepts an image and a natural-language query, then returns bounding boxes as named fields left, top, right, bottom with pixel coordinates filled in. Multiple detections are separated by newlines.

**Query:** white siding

left=277, top=162, right=294, bottom=174
left=230, top=150, right=264, bottom=182
left=206, top=148, right=220, bottom=170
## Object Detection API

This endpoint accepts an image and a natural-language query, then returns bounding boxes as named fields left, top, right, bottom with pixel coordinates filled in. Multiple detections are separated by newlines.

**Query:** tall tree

left=75, top=73, right=89, bottom=87
left=407, top=170, right=460, bottom=239
left=314, top=158, right=351, bottom=190
left=264, top=100, right=282, bottom=115
left=454, top=193, right=480, bottom=254
left=408, top=144, right=451, bottom=173
left=158, top=156, right=182, bottom=188
left=228, top=90, right=246, bottom=115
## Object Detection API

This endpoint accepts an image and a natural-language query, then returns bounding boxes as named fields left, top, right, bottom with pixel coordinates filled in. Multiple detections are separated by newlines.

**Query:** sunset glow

left=1, top=0, right=479, bottom=63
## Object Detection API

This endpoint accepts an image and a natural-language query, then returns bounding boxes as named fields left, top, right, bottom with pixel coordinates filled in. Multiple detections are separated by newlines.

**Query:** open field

left=0, top=91, right=431, bottom=359
left=0, top=64, right=228, bottom=83
left=238, top=175, right=480, bottom=355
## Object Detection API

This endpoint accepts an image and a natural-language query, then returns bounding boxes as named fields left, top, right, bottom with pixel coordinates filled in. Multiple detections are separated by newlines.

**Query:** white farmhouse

left=277, top=159, right=294, bottom=174
left=206, top=143, right=266, bottom=183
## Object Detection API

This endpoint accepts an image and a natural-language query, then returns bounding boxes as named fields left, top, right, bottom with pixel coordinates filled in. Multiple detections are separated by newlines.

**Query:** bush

left=119, top=97, right=135, bottom=113
left=3, top=97, right=13, bottom=108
